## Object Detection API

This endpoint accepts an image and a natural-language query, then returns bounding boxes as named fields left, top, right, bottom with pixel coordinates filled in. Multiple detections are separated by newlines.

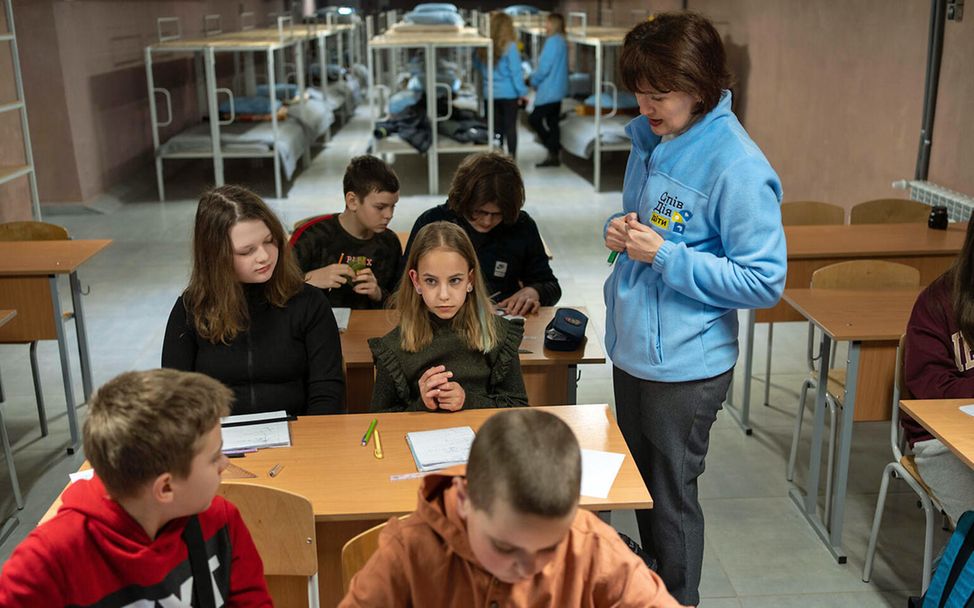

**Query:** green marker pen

left=607, top=251, right=619, bottom=265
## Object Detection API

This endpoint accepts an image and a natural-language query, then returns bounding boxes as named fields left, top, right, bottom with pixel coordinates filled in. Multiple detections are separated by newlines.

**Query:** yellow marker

left=373, top=428, right=384, bottom=459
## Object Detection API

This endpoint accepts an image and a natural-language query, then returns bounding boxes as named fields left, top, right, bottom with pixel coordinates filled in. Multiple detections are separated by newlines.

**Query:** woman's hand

left=497, top=287, right=541, bottom=316
left=436, top=381, right=466, bottom=412
left=625, top=216, right=665, bottom=264
left=304, top=263, right=354, bottom=289
left=351, top=268, right=382, bottom=302
left=418, top=365, right=452, bottom=411
left=605, top=213, right=635, bottom=252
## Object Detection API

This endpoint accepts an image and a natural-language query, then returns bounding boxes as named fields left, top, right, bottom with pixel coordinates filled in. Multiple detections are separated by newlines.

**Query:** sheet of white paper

left=580, top=449, right=625, bottom=499
left=333, top=307, right=351, bottom=332
left=960, top=404, right=974, bottom=417
left=406, top=426, right=476, bottom=472
left=69, top=469, right=95, bottom=484
left=221, top=410, right=291, bottom=451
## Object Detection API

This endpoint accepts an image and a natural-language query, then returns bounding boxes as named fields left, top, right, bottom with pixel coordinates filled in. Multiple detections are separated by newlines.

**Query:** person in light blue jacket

left=475, top=12, right=528, bottom=158
left=527, top=13, right=568, bottom=168
left=603, top=13, right=786, bottom=606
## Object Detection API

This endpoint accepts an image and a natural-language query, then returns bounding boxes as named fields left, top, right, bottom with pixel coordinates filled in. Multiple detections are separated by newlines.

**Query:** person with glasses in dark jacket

left=403, top=151, right=561, bottom=316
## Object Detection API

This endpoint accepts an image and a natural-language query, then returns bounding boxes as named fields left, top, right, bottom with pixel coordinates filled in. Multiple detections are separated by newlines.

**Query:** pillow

left=412, top=3, right=459, bottom=13
left=583, top=91, right=639, bottom=110
left=255, top=83, right=301, bottom=104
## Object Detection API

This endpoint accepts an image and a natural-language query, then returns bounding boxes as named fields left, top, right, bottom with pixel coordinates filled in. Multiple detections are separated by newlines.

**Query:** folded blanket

left=219, top=96, right=283, bottom=116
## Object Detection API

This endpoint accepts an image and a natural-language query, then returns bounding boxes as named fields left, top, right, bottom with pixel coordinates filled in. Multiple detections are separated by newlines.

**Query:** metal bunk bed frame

left=146, top=16, right=309, bottom=200
left=565, top=12, right=629, bottom=192
left=366, top=13, right=493, bottom=195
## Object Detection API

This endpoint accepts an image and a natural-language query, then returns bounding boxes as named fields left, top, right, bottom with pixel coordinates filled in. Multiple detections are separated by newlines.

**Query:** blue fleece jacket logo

left=650, top=191, right=694, bottom=234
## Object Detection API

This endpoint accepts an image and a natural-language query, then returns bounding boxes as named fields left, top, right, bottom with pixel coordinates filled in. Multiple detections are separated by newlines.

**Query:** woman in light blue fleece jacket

left=527, top=13, right=568, bottom=168
left=476, top=12, right=528, bottom=158
left=604, top=13, right=786, bottom=606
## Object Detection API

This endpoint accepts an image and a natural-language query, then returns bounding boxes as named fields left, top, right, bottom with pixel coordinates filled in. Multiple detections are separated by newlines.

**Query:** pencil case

left=544, top=308, right=588, bottom=352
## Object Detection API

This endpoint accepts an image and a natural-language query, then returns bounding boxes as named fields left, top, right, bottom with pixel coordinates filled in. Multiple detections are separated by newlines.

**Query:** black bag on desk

left=544, top=308, right=588, bottom=351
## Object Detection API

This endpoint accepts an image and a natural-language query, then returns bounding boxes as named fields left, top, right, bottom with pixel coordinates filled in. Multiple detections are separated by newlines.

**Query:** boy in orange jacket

left=341, top=408, right=685, bottom=607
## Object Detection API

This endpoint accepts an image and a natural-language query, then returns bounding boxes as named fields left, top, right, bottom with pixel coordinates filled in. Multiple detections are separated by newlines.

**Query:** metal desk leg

left=828, top=340, right=860, bottom=557
left=724, top=309, right=754, bottom=435
left=69, top=271, right=93, bottom=402
left=566, top=364, right=578, bottom=404
left=50, top=277, right=80, bottom=453
left=789, top=332, right=847, bottom=562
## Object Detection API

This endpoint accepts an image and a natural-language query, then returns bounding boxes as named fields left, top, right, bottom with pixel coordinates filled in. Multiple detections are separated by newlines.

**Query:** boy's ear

left=408, top=269, right=421, bottom=291
left=453, top=476, right=471, bottom=520
left=345, top=191, right=360, bottom=210
left=151, top=473, right=176, bottom=505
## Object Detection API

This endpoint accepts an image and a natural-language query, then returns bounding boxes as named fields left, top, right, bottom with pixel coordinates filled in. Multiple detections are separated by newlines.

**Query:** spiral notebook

left=405, top=426, right=476, bottom=472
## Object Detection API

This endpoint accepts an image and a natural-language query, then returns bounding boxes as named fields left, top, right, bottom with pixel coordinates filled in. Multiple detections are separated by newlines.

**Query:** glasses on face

left=470, top=208, right=504, bottom=221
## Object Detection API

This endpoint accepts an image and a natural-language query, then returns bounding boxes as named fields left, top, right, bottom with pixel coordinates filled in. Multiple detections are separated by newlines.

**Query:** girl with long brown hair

left=162, top=185, right=345, bottom=416
left=476, top=12, right=528, bottom=158
left=902, top=217, right=974, bottom=528
left=368, top=222, right=528, bottom=412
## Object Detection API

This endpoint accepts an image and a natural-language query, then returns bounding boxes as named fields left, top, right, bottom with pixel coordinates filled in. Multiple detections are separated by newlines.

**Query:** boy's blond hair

left=83, top=369, right=232, bottom=498
left=467, top=409, right=581, bottom=517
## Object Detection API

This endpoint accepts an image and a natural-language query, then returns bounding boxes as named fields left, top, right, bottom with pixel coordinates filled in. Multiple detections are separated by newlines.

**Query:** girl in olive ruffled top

left=368, top=222, right=528, bottom=412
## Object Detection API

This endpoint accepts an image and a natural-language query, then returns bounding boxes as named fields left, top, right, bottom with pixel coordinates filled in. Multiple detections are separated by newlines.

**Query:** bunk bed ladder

left=0, top=0, right=41, bottom=220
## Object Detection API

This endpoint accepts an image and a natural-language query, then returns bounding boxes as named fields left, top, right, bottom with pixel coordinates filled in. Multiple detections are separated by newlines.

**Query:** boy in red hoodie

left=0, top=369, right=272, bottom=607
left=340, top=408, right=685, bottom=607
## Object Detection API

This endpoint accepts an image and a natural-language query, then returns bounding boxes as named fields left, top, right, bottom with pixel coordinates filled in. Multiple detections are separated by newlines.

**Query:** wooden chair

left=850, top=198, right=930, bottom=224
left=863, top=334, right=942, bottom=595
left=341, top=516, right=407, bottom=594
left=217, top=483, right=320, bottom=608
left=0, top=221, right=73, bottom=439
left=763, top=202, right=845, bottom=407
left=786, top=261, right=920, bottom=524
left=779, top=201, right=845, bottom=226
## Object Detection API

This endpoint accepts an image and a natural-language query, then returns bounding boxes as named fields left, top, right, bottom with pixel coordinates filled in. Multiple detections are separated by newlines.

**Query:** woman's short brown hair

left=446, top=151, right=524, bottom=225
left=84, top=369, right=232, bottom=499
left=619, top=12, right=732, bottom=116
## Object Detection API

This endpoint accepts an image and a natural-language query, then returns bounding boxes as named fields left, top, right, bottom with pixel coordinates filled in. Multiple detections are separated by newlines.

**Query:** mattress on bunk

left=159, top=122, right=305, bottom=179
left=288, top=98, right=336, bottom=140
left=560, top=115, right=631, bottom=159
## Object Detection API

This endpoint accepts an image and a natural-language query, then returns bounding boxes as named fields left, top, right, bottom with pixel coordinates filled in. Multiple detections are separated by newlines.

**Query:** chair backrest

left=217, top=482, right=317, bottom=577
left=849, top=198, right=931, bottom=224
left=780, top=201, right=845, bottom=226
left=890, top=333, right=913, bottom=460
left=0, top=221, right=69, bottom=241
left=289, top=214, right=333, bottom=248
left=810, top=260, right=921, bottom=290
left=341, top=517, right=401, bottom=593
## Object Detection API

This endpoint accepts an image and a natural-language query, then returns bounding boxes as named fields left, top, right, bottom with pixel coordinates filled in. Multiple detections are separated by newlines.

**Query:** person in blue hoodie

left=476, top=12, right=528, bottom=158
left=603, top=13, right=786, bottom=606
left=527, top=13, right=568, bottom=168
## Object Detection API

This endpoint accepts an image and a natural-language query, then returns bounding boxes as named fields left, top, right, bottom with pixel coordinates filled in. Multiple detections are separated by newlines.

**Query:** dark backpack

left=919, top=510, right=974, bottom=608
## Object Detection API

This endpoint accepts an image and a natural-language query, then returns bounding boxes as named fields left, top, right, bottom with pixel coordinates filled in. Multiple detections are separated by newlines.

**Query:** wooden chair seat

left=899, top=454, right=935, bottom=498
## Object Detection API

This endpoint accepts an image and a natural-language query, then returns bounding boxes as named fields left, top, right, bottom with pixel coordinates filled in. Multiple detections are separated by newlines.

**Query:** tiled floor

left=0, top=107, right=947, bottom=606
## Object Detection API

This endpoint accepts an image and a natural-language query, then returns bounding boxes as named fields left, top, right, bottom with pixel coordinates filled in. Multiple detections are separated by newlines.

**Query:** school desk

left=43, top=404, right=650, bottom=607
left=340, top=307, right=606, bottom=412
left=783, top=287, right=919, bottom=564
left=900, top=399, right=974, bottom=470
left=728, top=222, right=965, bottom=435
left=0, top=240, right=112, bottom=453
